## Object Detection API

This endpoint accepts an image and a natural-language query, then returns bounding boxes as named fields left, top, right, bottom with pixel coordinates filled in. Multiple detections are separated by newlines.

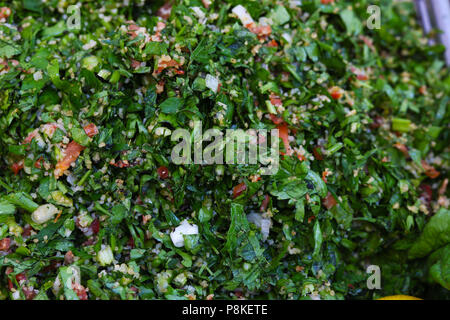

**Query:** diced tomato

left=128, top=24, right=140, bottom=31
left=54, top=141, right=86, bottom=178
left=42, top=123, right=59, bottom=137
left=154, top=58, right=182, bottom=75
left=130, top=59, right=142, bottom=69
left=269, top=113, right=284, bottom=124
left=421, top=160, right=440, bottom=179
left=233, top=182, right=247, bottom=198
left=244, top=22, right=271, bottom=39
left=23, top=129, right=38, bottom=144
left=269, top=93, right=283, bottom=107
left=34, top=156, right=43, bottom=169
left=175, top=69, right=185, bottom=75
left=0, top=7, right=11, bottom=20
left=266, top=39, right=278, bottom=47
left=22, top=287, right=37, bottom=300
left=297, top=154, right=306, bottom=161
left=359, top=35, right=375, bottom=51
left=156, top=21, right=166, bottom=32
left=252, top=176, right=261, bottom=182
left=7, top=279, right=13, bottom=291
left=0, top=59, right=17, bottom=72
left=321, top=0, right=334, bottom=4
left=0, top=238, right=11, bottom=251
left=246, top=24, right=272, bottom=39
left=72, top=283, right=88, bottom=300
left=357, top=74, right=369, bottom=81
left=15, top=272, right=27, bottom=284
left=439, top=178, right=448, bottom=196
left=5, top=267, right=14, bottom=291
left=351, top=66, right=369, bottom=81
left=127, top=23, right=141, bottom=39
left=329, top=86, right=344, bottom=100
left=277, top=123, right=293, bottom=156
left=322, top=171, right=328, bottom=183
left=11, top=161, right=24, bottom=175
left=157, top=2, right=172, bottom=19
left=64, top=250, right=75, bottom=265
left=83, top=123, right=99, bottom=138
left=313, top=147, right=323, bottom=160
left=157, top=166, right=169, bottom=179
left=111, top=160, right=130, bottom=168
left=201, top=0, right=211, bottom=8
left=393, top=143, right=409, bottom=157
left=260, top=194, right=270, bottom=212
left=22, top=225, right=33, bottom=237
left=90, top=218, right=100, bottom=234
left=322, top=192, right=337, bottom=210
left=419, top=184, right=433, bottom=205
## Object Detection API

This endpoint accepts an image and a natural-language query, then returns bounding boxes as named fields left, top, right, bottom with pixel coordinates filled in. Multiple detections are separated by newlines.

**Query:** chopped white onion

left=282, top=32, right=292, bottom=44
left=82, top=39, right=97, bottom=50
left=32, top=204, right=59, bottom=225
left=247, top=212, right=272, bottom=240
left=97, top=245, right=114, bottom=266
left=205, top=74, right=219, bottom=93
left=232, top=5, right=254, bottom=26
left=170, top=220, right=199, bottom=247
left=191, top=7, right=206, bottom=22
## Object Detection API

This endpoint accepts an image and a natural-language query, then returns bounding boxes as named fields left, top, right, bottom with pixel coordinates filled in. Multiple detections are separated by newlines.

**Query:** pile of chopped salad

left=0, top=0, right=449, bottom=300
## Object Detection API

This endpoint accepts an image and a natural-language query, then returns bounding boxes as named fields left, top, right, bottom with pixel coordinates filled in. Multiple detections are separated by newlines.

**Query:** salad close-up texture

left=0, top=0, right=449, bottom=300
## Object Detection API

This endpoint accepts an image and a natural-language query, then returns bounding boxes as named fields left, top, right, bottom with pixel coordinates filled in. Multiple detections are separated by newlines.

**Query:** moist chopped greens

left=0, top=0, right=449, bottom=300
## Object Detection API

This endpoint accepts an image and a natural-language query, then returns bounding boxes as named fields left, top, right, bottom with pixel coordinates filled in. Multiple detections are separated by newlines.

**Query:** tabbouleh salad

left=0, top=0, right=449, bottom=300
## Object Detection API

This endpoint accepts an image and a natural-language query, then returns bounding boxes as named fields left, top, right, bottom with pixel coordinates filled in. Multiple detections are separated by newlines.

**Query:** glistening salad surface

left=0, top=0, right=449, bottom=300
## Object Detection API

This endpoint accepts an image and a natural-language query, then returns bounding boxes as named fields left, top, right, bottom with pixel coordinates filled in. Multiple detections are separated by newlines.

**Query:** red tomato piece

left=83, top=123, right=99, bottom=138
left=233, top=182, right=247, bottom=198
left=55, top=141, right=86, bottom=178
left=0, top=238, right=11, bottom=251
left=322, top=192, right=337, bottom=210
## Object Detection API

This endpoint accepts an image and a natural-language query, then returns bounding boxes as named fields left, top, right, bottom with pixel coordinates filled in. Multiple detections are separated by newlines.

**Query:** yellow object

left=377, top=295, right=422, bottom=300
